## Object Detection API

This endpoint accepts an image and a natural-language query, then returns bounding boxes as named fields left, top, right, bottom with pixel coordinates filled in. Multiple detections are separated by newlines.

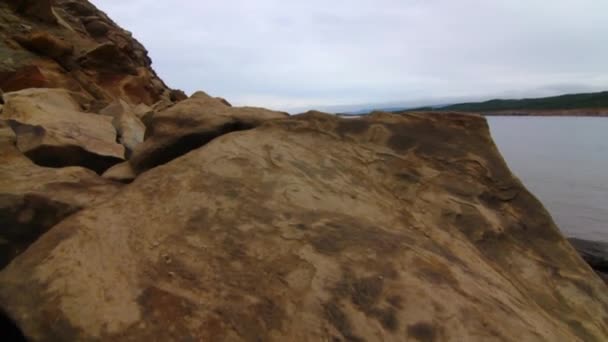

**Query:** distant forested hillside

left=400, top=91, right=608, bottom=113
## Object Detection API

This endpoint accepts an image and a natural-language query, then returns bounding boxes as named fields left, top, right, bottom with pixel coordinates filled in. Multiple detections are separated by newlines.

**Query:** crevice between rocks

left=24, top=145, right=123, bottom=175
left=134, top=121, right=256, bottom=173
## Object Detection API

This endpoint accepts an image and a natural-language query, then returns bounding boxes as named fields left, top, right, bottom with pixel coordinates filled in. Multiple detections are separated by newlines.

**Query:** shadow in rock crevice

left=0, top=310, right=26, bottom=342
left=133, top=121, right=256, bottom=173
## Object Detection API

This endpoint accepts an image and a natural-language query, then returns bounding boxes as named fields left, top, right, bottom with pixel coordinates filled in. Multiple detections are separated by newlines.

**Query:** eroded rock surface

left=130, top=91, right=288, bottom=173
left=0, top=120, right=121, bottom=268
left=99, top=99, right=146, bottom=156
left=0, top=0, right=178, bottom=105
left=1, top=112, right=606, bottom=341
left=3, top=88, right=125, bottom=173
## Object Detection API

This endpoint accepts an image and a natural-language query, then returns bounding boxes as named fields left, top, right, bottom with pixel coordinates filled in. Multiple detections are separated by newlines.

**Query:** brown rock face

left=0, top=120, right=121, bottom=268
left=3, top=88, right=125, bottom=173
left=130, top=91, right=288, bottom=173
left=1, top=112, right=606, bottom=341
left=0, top=0, right=171, bottom=105
left=99, top=99, right=146, bottom=156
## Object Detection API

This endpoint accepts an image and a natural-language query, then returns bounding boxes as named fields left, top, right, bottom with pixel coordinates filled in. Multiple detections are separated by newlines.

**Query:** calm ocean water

left=488, top=117, right=608, bottom=242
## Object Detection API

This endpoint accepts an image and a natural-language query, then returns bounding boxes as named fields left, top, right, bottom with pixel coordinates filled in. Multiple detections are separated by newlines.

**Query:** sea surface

left=487, top=117, right=608, bottom=242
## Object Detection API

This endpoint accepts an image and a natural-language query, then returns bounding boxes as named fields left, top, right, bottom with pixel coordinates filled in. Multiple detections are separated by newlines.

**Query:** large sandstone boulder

left=2, top=88, right=125, bottom=173
left=130, top=91, right=288, bottom=173
left=99, top=99, right=146, bottom=156
left=1, top=112, right=606, bottom=341
left=0, top=120, right=121, bottom=268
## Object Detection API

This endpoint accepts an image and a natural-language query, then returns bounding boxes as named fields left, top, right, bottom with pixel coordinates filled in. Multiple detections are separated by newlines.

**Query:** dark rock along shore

left=1, top=1, right=607, bottom=341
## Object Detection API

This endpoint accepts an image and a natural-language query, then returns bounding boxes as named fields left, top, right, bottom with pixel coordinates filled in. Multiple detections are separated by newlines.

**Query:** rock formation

left=0, top=1, right=607, bottom=341
left=129, top=91, right=288, bottom=174
left=0, top=0, right=182, bottom=105
left=3, top=88, right=125, bottom=173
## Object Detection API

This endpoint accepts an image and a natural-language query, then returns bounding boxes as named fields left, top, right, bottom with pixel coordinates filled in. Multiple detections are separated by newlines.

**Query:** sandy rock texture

left=1, top=112, right=606, bottom=341
left=130, top=91, right=288, bottom=174
left=0, top=119, right=121, bottom=269
left=3, top=88, right=125, bottom=173
left=0, top=0, right=179, bottom=105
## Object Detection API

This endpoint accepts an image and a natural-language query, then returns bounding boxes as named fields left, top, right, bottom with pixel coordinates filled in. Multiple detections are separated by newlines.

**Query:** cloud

left=93, top=0, right=608, bottom=111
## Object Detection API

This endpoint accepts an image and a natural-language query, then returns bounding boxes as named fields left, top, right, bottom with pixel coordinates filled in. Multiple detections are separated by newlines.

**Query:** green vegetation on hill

left=402, top=91, right=608, bottom=113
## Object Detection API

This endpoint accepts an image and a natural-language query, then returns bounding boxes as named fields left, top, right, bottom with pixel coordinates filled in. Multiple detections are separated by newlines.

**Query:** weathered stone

left=1, top=112, right=606, bottom=341
left=99, top=99, right=146, bottom=156
left=77, top=42, right=137, bottom=75
left=130, top=91, right=288, bottom=173
left=13, top=31, right=73, bottom=59
left=169, top=88, right=187, bottom=102
left=0, top=65, right=48, bottom=92
left=0, top=0, right=171, bottom=105
left=2, top=88, right=125, bottom=173
left=101, top=161, right=136, bottom=184
left=84, top=19, right=110, bottom=37
left=0, top=120, right=121, bottom=269
left=6, top=0, right=58, bottom=24
left=216, top=96, right=232, bottom=107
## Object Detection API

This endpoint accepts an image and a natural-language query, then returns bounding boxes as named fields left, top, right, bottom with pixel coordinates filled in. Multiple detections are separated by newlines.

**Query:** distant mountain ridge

left=338, top=91, right=608, bottom=116
left=398, top=90, right=608, bottom=115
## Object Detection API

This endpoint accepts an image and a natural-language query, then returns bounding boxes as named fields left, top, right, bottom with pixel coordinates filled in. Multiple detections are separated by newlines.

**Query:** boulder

left=130, top=91, right=288, bottom=173
left=2, top=88, right=125, bottom=173
left=99, top=99, right=146, bottom=156
left=1, top=112, right=606, bottom=341
left=0, top=120, right=121, bottom=269
left=84, top=20, right=110, bottom=37
left=101, top=161, right=136, bottom=184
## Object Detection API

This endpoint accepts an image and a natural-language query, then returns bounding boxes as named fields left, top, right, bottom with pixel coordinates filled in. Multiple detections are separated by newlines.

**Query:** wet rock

left=3, top=88, right=125, bottom=173
left=1, top=112, right=606, bottom=341
left=130, top=91, right=287, bottom=173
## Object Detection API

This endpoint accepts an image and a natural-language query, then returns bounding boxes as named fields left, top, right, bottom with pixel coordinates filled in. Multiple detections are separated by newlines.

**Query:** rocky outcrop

left=1, top=1, right=607, bottom=341
left=130, top=91, right=288, bottom=173
left=1, top=112, right=607, bottom=341
left=99, top=99, right=146, bottom=156
left=0, top=0, right=181, bottom=105
left=0, top=120, right=121, bottom=268
left=3, top=88, right=125, bottom=173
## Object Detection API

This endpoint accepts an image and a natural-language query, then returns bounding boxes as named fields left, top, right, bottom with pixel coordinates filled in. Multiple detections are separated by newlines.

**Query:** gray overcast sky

left=93, top=0, right=608, bottom=112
